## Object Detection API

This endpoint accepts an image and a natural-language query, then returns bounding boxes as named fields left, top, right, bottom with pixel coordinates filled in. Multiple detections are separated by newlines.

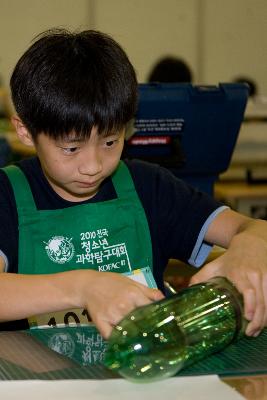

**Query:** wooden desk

left=224, top=375, right=267, bottom=400
left=215, top=181, right=267, bottom=218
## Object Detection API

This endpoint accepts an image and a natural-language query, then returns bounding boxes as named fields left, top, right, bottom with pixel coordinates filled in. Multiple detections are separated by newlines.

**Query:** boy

left=0, top=28, right=266, bottom=339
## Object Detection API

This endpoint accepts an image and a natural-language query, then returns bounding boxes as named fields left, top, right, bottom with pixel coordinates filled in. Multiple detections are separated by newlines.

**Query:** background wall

left=0, top=0, right=89, bottom=88
left=90, top=0, right=198, bottom=83
left=203, top=0, right=267, bottom=91
left=0, top=0, right=267, bottom=95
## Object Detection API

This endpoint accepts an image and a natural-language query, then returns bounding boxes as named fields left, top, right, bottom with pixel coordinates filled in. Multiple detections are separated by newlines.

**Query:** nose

left=78, top=147, right=102, bottom=176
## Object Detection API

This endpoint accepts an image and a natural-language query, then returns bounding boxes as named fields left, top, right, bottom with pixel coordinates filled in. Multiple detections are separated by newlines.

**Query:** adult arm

left=190, top=208, right=267, bottom=337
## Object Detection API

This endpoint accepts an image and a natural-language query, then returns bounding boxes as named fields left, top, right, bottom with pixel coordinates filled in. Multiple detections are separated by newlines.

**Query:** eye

left=62, top=147, right=78, bottom=154
left=106, top=140, right=115, bottom=147
left=104, top=138, right=119, bottom=148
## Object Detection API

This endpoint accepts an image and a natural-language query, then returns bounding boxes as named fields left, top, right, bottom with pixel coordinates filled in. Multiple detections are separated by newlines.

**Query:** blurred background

left=0, top=0, right=267, bottom=90
left=0, top=0, right=267, bottom=219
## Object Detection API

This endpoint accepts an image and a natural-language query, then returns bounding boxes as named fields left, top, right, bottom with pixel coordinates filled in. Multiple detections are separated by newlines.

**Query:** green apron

left=3, top=161, right=156, bottom=331
left=5, top=160, right=153, bottom=273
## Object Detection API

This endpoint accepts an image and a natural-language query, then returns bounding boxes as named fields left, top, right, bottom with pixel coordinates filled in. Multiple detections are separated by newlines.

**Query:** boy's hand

left=76, top=270, right=164, bottom=339
left=190, top=233, right=267, bottom=337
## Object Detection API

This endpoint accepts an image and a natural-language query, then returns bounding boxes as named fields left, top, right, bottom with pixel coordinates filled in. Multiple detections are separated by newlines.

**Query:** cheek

left=107, top=149, right=123, bottom=167
left=112, top=141, right=124, bottom=159
left=44, top=157, right=69, bottom=179
left=46, top=157, right=60, bottom=171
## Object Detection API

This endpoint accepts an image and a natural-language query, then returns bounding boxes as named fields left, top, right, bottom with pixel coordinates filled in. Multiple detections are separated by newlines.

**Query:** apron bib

left=4, top=161, right=156, bottom=331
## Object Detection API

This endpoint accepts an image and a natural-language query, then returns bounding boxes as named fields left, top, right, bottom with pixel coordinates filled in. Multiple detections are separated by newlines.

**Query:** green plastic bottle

left=104, top=277, right=247, bottom=383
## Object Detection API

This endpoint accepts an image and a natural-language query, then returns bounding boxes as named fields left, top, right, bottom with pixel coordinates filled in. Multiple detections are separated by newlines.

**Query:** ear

left=11, top=116, right=34, bottom=146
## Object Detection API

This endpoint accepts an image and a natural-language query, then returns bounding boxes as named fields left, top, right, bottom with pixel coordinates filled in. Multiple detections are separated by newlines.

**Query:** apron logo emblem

left=48, top=333, right=75, bottom=357
left=44, top=236, right=75, bottom=264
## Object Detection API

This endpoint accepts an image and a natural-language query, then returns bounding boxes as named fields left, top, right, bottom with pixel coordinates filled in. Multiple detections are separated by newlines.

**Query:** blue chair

left=125, top=83, right=249, bottom=195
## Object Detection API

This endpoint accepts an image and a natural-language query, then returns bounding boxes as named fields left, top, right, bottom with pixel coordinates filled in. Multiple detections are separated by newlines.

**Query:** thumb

left=142, top=286, right=165, bottom=301
left=189, top=257, right=223, bottom=286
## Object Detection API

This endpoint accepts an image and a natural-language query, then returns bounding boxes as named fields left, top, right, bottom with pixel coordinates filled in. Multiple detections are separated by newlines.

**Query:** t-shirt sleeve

left=188, top=205, right=228, bottom=267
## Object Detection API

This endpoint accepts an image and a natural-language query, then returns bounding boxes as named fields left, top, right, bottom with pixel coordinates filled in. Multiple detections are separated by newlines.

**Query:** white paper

left=0, top=375, right=244, bottom=400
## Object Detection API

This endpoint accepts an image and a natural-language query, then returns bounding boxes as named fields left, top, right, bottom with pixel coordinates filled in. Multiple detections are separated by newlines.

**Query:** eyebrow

left=101, top=131, right=120, bottom=138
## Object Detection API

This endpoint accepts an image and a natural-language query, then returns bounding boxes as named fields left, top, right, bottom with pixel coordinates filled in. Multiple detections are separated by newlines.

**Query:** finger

left=89, top=305, right=125, bottom=339
left=104, top=294, right=153, bottom=329
left=239, top=285, right=256, bottom=324
left=244, top=273, right=265, bottom=336
left=130, top=290, right=159, bottom=308
left=189, top=260, right=220, bottom=285
left=94, top=318, right=113, bottom=340
left=145, top=287, right=165, bottom=301
left=232, top=277, right=255, bottom=336
left=252, top=286, right=265, bottom=335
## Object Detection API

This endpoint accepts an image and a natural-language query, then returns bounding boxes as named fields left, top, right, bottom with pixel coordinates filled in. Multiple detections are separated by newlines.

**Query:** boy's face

left=33, top=126, right=125, bottom=202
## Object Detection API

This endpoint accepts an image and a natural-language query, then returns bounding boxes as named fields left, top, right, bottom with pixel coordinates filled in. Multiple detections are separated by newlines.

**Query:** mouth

left=76, top=180, right=99, bottom=188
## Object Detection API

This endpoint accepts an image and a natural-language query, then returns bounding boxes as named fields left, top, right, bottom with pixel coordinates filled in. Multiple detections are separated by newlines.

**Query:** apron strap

left=2, top=165, right=37, bottom=211
left=112, top=160, right=139, bottom=200
left=3, top=161, right=138, bottom=210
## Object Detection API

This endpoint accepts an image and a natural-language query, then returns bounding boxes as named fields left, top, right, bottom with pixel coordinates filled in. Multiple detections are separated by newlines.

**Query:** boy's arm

left=0, top=262, right=163, bottom=338
left=190, top=208, right=267, bottom=337
left=0, top=257, right=5, bottom=273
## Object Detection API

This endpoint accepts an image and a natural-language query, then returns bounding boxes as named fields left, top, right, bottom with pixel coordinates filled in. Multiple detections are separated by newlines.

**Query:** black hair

left=233, top=76, right=257, bottom=97
left=10, top=28, right=138, bottom=139
left=148, top=56, right=192, bottom=83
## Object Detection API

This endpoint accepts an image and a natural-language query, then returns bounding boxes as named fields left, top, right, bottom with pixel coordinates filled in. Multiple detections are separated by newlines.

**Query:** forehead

left=63, top=127, right=125, bottom=140
left=41, top=126, right=125, bottom=144
left=57, top=126, right=99, bottom=143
